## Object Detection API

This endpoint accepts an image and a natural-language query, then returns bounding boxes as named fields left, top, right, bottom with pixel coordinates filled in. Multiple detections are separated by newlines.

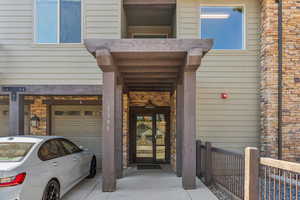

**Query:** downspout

left=277, top=0, right=283, bottom=160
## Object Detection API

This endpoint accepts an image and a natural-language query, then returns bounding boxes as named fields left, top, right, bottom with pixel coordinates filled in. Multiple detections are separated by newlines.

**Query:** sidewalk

left=62, top=166, right=218, bottom=200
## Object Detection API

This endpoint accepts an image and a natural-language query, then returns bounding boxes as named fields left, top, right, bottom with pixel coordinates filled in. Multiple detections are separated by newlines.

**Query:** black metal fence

left=196, top=140, right=245, bottom=199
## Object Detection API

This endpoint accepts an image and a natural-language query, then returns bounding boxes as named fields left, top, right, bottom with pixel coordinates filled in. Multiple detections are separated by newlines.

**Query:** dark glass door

left=131, top=108, right=170, bottom=163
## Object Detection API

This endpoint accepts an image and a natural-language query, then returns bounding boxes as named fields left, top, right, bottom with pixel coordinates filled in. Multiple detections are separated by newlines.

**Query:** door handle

left=52, top=162, right=58, bottom=167
left=73, top=157, right=78, bottom=161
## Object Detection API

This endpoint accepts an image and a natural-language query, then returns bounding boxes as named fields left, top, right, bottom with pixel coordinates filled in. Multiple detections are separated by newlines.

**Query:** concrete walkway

left=62, top=166, right=218, bottom=200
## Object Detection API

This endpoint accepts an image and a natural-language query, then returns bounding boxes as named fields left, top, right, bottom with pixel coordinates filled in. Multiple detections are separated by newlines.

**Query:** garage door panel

left=52, top=105, right=102, bottom=168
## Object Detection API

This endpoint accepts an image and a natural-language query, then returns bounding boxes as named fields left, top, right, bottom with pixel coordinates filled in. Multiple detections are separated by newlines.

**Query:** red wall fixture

left=220, top=93, right=229, bottom=99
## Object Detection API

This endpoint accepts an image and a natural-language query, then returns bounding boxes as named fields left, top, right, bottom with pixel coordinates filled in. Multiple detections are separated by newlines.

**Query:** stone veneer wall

left=260, top=0, right=279, bottom=158
left=260, top=0, right=300, bottom=161
left=280, top=0, right=300, bottom=161
left=123, top=94, right=129, bottom=168
left=170, top=91, right=177, bottom=171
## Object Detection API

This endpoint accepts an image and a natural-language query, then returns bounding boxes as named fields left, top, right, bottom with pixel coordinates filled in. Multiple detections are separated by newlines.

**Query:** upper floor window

left=200, top=6, right=245, bottom=50
left=35, top=0, right=82, bottom=43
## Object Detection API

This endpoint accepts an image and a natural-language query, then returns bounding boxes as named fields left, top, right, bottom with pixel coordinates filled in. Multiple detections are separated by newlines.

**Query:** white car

left=0, top=136, right=97, bottom=200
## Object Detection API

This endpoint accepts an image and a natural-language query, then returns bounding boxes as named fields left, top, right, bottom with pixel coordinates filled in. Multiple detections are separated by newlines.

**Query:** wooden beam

left=96, top=49, right=116, bottom=72
left=9, top=93, right=25, bottom=136
left=0, top=85, right=102, bottom=95
left=122, top=72, right=178, bottom=79
left=176, top=84, right=184, bottom=177
left=182, top=71, right=196, bottom=190
left=119, top=66, right=179, bottom=73
left=244, top=147, right=259, bottom=200
left=102, top=72, right=117, bottom=192
left=128, top=88, right=172, bottom=92
left=115, top=84, right=123, bottom=179
left=184, top=48, right=203, bottom=71
left=116, top=59, right=183, bottom=67
left=85, top=39, right=213, bottom=55
left=43, top=100, right=102, bottom=105
left=125, top=78, right=177, bottom=83
left=124, top=0, right=176, bottom=5
left=96, top=49, right=123, bottom=84
left=0, top=99, right=33, bottom=105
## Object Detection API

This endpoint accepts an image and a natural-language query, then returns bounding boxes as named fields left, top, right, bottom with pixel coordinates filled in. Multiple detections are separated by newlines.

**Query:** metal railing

left=212, top=147, right=245, bottom=199
left=196, top=140, right=245, bottom=199
left=259, top=158, right=300, bottom=200
left=196, top=142, right=300, bottom=200
left=244, top=148, right=300, bottom=200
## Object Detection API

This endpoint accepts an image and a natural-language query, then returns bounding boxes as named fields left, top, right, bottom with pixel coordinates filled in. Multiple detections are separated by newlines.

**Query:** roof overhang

left=84, top=39, right=213, bottom=92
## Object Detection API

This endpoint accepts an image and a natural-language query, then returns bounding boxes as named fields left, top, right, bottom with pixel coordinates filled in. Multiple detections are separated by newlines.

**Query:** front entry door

left=130, top=108, right=170, bottom=163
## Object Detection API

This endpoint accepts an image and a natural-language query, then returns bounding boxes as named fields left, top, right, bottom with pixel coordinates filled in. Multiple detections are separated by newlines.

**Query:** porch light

left=30, top=115, right=40, bottom=129
left=144, top=100, right=156, bottom=109
left=200, top=14, right=230, bottom=19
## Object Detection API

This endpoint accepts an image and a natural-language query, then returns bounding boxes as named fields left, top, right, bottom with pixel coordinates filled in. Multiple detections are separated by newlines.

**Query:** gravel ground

left=208, top=184, right=233, bottom=200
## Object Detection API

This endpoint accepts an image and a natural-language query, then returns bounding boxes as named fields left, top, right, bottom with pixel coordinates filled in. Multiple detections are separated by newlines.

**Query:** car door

left=38, top=140, right=68, bottom=190
left=59, top=139, right=83, bottom=182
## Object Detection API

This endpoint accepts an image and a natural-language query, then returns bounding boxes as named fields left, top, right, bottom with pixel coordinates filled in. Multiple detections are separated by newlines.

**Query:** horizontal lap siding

left=177, top=0, right=261, bottom=152
left=0, top=0, right=122, bottom=85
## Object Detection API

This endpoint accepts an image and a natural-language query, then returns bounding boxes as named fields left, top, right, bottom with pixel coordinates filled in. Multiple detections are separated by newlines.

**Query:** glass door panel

left=155, top=114, right=166, bottom=161
left=136, top=115, right=153, bottom=159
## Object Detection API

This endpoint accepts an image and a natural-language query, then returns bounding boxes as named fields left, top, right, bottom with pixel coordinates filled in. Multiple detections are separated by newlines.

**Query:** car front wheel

left=42, top=179, right=60, bottom=200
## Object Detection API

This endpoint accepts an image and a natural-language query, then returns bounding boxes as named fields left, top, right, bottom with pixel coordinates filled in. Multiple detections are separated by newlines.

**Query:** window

left=59, top=139, right=81, bottom=154
left=35, top=0, right=82, bottom=43
left=200, top=6, right=245, bottom=50
left=0, top=143, right=34, bottom=162
left=38, top=140, right=66, bottom=161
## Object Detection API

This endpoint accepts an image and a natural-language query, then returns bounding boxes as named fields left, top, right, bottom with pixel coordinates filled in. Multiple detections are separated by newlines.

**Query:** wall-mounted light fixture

left=144, top=100, right=156, bottom=109
left=221, top=93, right=229, bottom=99
left=30, top=114, right=40, bottom=129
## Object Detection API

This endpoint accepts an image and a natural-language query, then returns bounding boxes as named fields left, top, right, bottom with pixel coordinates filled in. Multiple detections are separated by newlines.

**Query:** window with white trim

left=199, top=6, right=245, bottom=50
left=35, top=0, right=82, bottom=43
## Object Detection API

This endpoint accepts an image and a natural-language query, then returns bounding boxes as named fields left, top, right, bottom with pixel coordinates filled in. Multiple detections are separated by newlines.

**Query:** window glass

left=54, top=111, right=64, bottom=116
left=200, top=6, right=244, bottom=49
left=66, top=111, right=81, bottom=116
left=36, top=0, right=58, bottom=43
left=38, top=140, right=65, bottom=161
left=0, top=143, right=34, bottom=162
left=60, top=0, right=81, bottom=43
left=84, top=111, right=93, bottom=116
left=35, top=0, right=81, bottom=43
left=59, top=139, right=81, bottom=154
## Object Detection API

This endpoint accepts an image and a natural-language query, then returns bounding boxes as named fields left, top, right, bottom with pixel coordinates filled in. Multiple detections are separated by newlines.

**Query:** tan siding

left=0, top=0, right=122, bottom=85
left=177, top=0, right=261, bottom=152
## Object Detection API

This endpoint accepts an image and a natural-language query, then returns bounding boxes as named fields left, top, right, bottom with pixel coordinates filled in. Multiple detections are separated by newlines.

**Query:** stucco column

left=176, top=84, right=184, bottom=177
left=182, top=71, right=197, bottom=189
left=102, top=71, right=117, bottom=192
left=9, top=93, right=25, bottom=136
left=115, top=84, right=123, bottom=178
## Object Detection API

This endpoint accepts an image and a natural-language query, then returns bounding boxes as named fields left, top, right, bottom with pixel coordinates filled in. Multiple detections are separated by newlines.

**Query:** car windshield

left=0, top=142, right=35, bottom=162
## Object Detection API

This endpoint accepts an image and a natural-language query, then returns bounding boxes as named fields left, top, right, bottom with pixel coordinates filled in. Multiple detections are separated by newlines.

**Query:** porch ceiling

left=84, top=39, right=213, bottom=92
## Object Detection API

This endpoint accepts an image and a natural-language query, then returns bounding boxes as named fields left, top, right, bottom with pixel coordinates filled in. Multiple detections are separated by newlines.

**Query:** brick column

left=260, top=0, right=300, bottom=161
left=260, top=0, right=279, bottom=158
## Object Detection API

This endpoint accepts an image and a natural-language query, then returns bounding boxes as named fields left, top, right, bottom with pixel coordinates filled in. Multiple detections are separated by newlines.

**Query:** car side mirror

left=79, top=146, right=88, bottom=151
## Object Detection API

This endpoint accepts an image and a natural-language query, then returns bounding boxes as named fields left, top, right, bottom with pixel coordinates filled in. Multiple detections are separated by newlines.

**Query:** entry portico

left=84, top=39, right=213, bottom=192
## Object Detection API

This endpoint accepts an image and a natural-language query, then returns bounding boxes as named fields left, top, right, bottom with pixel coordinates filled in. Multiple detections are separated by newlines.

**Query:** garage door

left=0, top=105, right=30, bottom=137
left=52, top=105, right=102, bottom=168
